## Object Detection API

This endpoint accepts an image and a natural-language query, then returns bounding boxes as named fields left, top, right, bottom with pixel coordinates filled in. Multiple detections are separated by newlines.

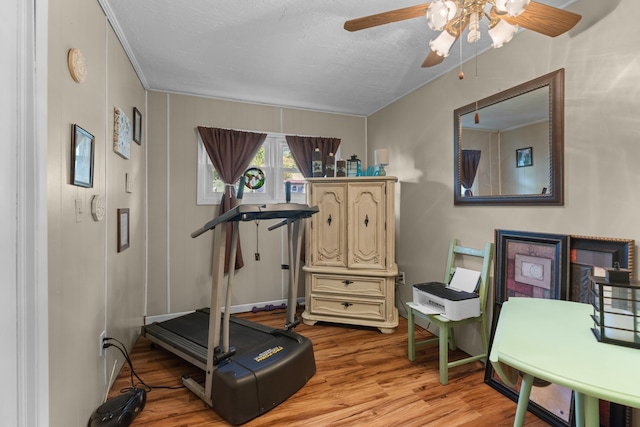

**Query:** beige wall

left=48, top=0, right=146, bottom=425
left=44, top=0, right=640, bottom=425
left=368, top=0, right=640, bottom=363
left=146, top=92, right=366, bottom=316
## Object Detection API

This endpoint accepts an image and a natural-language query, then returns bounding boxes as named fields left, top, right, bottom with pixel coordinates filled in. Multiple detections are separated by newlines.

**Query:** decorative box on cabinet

left=302, top=177, right=398, bottom=333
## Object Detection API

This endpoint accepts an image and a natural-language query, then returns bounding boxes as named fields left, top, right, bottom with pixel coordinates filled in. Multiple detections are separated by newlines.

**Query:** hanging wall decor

left=114, top=107, right=131, bottom=159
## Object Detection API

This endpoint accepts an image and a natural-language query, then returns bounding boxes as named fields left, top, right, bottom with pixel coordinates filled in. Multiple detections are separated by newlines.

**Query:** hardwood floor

left=108, top=309, right=549, bottom=426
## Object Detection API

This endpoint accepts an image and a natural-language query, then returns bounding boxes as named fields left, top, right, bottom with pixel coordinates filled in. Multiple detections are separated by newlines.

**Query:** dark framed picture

left=516, top=146, right=533, bottom=167
left=133, top=107, right=142, bottom=145
left=494, top=229, right=570, bottom=304
left=569, top=235, right=634, bottom=427
left=486, top=229, right=572, bottom=426
left=117, top=208, right=130, bottom=252
left=71, top=124, right=95, bottom=188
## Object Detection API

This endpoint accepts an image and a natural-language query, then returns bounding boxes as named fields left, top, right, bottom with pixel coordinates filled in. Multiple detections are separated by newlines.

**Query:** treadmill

left=143, top=198, right=319, bottom=425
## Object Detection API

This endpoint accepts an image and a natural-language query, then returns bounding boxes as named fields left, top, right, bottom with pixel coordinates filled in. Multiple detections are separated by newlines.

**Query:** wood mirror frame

left=454, top=69, right=564, bottom=205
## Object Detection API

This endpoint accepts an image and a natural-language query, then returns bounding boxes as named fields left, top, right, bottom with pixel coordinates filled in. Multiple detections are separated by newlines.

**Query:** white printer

left=409, top=267, right=481, bottom=321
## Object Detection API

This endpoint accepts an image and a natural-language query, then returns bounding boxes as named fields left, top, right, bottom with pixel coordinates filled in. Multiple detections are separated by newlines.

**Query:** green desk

left=489, top=297, right=640, bottom=427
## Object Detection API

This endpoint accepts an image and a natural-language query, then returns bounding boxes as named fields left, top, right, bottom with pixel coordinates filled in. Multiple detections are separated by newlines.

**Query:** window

left=197, top=133, right=308, bottom=205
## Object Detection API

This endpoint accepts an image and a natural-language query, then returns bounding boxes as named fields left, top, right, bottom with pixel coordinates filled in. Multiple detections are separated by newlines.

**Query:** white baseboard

left=144, top=298, right=305, bottom=325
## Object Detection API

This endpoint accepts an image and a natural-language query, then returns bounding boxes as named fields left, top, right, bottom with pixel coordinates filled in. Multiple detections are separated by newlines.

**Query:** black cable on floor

left=104, top=337, right=184, bottom=393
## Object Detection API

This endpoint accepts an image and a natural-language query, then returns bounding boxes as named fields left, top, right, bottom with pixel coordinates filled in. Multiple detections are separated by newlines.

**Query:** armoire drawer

left=309, top=274, right=386, bottom=297
left=308, top=294, right=385, bottom=321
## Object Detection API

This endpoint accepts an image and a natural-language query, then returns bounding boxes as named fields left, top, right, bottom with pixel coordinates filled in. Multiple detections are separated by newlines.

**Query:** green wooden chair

left=407, top=238, right=494, bottom=385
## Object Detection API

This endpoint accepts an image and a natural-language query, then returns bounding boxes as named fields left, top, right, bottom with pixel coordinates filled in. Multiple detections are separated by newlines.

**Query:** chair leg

left=407, top=308, right=416, bottom=361
left=439, top=325, right=449, bottom=385
left=480, top=314, right=489, bottom=361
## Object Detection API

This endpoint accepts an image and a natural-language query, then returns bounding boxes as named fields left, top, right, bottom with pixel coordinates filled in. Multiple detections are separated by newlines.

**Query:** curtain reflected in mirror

left=454, top=69, right=564, bottom=206
left=460, top=149, right=481, bottom=196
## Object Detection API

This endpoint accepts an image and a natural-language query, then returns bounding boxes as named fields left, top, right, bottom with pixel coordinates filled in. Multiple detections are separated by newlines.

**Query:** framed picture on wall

left=114, top=107, right=131, bottom=159
left=133, top=107, right=142, bottom=145
left=71, top=124, right=95, bottom=188
left=117, top=208, right=130, bottom=252
left=486, top=229, right=572, bottom=427
left=516, top=147, right=533, bottom=167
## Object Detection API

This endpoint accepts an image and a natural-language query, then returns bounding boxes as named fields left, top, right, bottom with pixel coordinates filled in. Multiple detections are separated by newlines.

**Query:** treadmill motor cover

left=212, top=330, right=316, bottom=425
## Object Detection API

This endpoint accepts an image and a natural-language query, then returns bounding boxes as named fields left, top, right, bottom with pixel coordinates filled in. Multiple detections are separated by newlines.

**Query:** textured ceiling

left=99, top=0, right=586, bottom=116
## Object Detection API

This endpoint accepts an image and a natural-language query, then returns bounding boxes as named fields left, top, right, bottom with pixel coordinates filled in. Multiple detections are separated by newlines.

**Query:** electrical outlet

left=398, top=271, right=406, bottom=284
left=99, top=330, right=107, bottom=357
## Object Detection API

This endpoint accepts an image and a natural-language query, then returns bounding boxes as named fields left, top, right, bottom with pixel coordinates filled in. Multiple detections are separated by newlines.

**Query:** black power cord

left=103, top=337, right=184, bottom=393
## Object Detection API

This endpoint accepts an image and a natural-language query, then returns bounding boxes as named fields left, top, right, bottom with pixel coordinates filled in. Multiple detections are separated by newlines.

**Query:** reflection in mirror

left=454, top=69, right=564, bottom=205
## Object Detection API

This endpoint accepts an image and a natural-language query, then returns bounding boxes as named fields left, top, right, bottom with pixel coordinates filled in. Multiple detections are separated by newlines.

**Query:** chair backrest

left=443, top=238, right=494, bottom=314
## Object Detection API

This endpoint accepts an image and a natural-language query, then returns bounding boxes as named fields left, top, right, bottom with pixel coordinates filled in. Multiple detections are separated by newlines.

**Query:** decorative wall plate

left=244, top=167, right=265, bottom=190
left=91, top=195, right=105, bottom=221
left=68, top=48, right=87, bottom=83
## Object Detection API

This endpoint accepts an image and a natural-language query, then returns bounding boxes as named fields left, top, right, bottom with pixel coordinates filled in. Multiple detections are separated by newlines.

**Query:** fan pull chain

left=254, top=220, right=260, bottom=261
left=458, top=22, right=464, bottom=80
left=474, top=41, right=480, bottom=124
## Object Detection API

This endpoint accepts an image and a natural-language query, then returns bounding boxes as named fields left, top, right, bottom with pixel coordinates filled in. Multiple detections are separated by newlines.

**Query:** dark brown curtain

left=285, top=135, right=341, bottom=177
left=460, top=149, right=481, bottom=196
left=197, top=126, right=266, bottom=273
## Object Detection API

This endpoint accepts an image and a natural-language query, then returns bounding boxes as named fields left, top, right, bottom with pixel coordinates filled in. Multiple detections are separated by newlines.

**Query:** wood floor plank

left=107, top=309, right=548, bottom=426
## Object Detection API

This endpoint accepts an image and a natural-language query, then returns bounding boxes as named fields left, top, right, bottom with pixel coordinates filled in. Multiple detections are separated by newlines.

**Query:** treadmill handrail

left=191, top=203, right=318, bottom=238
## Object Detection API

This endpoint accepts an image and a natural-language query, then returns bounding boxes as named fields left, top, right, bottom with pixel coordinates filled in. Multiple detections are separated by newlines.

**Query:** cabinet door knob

left=327, top=214, right=332, bottom=226
left=342, top=280, right=353, bottom=286
left=341, top=302, right=353, bottom=308
left=364, top=214, right=369, bottom=227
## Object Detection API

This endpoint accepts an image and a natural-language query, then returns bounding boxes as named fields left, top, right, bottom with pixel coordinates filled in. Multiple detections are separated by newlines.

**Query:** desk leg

left=583, top=394, right=599, bottom=427
left=408, top=308, right=415, bottom=361
left=574, top=392, right=584, bottom=427
left=513, top=373, right=534, bottom=427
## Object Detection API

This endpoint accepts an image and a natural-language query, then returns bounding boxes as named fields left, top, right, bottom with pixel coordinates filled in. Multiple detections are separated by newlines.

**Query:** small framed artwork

left=133, top=107, right=142, bottom=145
left=117, top=208, right=130, bottom=252
left=486, top=229, right=572, bottom=426
left=71, top=124, right=95, bottom=188
left=114, top=107, right=131, bottom=159
left=516, top=146, right=533, bottom=167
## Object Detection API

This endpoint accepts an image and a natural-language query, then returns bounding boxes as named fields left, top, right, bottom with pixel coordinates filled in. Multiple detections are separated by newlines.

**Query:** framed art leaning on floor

left=486, top=229, right=572, bottom=427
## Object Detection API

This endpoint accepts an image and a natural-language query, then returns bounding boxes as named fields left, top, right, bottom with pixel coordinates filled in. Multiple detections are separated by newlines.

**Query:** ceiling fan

left=344, top=0, right=581, bottom=68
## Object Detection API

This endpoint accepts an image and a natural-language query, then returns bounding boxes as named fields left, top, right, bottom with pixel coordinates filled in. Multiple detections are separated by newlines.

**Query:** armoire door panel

left=348, top=182, right=386, bottom=270
left=310, top=183, right=347, bottom=267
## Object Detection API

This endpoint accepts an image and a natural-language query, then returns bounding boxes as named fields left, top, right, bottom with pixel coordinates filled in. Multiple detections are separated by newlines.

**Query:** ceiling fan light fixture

left=429, top=30, right=456, bottom=57
left=426, top=0, right=458, bottom=31
left=494, top=0, right=530, bottom=17
left=489, top=19, right=518, bottom=48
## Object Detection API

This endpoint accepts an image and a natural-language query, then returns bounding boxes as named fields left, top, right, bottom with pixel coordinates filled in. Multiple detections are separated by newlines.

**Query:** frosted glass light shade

left=489, top=20, right=518, bottom=48
left=429, top=30, right=456, bottom=57
left=495, top=0, right=531, bottom=16
left=426, top=1, right=457, bottom=31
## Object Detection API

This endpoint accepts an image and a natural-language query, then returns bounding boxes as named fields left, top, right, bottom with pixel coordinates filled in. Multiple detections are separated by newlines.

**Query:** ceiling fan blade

left=500, top=1, right=582, bottom=37
left=344, top=3, right=431, bottom=32
left=422, top=20, right=466, bottom=68
left=422, top=50, right=447, bottom=68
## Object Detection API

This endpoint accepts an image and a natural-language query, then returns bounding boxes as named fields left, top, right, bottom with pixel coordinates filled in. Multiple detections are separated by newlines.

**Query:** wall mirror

left=454, top=69, right=564, bottom=205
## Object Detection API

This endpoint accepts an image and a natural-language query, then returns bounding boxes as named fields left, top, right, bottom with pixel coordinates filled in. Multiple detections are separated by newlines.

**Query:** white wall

left=4, top=0, right=49, bottom=426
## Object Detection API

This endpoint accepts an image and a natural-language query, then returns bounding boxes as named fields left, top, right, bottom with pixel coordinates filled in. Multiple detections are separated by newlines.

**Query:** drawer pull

left=327, top=214, right=332, bottom=226
left=364, top=214, right=369, bottom=227
left=342, top=280, right=353, bottom=286
left=341, top=302, right=353, bottom=308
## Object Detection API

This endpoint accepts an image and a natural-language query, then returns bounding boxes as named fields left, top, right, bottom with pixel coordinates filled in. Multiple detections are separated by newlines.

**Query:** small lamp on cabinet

left=374, top=148, right=389, bottom=176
